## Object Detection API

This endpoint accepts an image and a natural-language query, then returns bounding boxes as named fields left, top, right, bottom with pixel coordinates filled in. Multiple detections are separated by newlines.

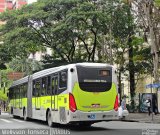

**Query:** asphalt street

left=0, top=113, right=160, bottom=135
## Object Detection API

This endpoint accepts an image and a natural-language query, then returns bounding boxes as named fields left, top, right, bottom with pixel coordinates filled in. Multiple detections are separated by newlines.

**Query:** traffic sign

left=146, top=83, right=160, bottom=89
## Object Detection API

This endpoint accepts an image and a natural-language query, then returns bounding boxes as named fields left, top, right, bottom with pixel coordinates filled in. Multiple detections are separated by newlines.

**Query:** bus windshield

left=76, top=65, right=112, bottom=92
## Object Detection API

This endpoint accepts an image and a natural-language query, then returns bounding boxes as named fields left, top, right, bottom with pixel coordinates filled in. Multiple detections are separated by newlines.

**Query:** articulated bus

left=8, top=63, right=119, bottom=127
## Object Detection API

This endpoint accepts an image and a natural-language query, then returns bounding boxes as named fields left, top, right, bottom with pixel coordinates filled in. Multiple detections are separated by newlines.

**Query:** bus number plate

left=92, top=104, right=100, bottom=108
left=89, top=114, right=96, bottom=119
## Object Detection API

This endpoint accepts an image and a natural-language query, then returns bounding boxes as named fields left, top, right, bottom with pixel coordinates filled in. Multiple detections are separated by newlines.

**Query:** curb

left=112, top=119, right=139, bottom=122
left=122, top=119, right=160, bottom=124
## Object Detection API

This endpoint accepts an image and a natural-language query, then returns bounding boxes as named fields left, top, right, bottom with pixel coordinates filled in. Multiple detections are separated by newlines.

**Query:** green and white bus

left=8, top=63, right=119, bottom=127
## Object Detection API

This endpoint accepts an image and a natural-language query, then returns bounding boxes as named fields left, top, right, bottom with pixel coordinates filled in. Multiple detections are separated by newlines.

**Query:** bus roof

left=10, top=63, right=113, bottom=87
left=10, top=75, right=29, bottom=88
left=32, top=63, right=112, bottom=80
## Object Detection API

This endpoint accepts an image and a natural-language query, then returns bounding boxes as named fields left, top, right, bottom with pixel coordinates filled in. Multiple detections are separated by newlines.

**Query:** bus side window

left=20, top=85, right=24, bottom=98
left=33, top=81, right=36, bottom=97
left=11, top=90, right=13, bottom=99
left=14, top=88, right=16, bottom=99
left=9, top=88, right=13, bottom=100
left=58, top=70, right=67, bottom=94
left=35, top=80, right=41, bottom=97
left=24, top=83, right=27, bottom=98
left=12, top=88, right=15, bottom=99
left=10, top=88, right=12, bottom=99
left=16, top=87, right=20, bottom=99
left=13, top=88, right=15, bottom=99
left=51, top=77, right=55, bottom=95
left=18, top=87, right=20, bottom=99
left=55, top=77, right=58, bottom=95
left=47, top=76, right=51, bottom=95
left=41, top=77, right=47, bottom=96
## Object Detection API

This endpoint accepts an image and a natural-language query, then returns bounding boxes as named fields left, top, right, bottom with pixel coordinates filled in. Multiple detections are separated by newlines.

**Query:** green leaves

left=0, top=0, right=152, bottom=76
left=0, top=0, right=131, bottom=64
left=8, top=58, right=43, bottom=75
left=155, top=0, right=160, bottom=7
left=0, top=90, right=8, bottom=101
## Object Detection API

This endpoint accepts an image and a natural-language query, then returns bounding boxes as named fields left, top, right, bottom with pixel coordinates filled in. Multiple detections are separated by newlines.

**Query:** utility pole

left=151, top=84, right=153, bottom=122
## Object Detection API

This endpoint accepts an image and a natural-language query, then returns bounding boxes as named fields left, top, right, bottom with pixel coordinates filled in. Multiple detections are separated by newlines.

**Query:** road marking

left=12, top=119, right=24, bottom=123
left=0, top=119, right=13, bottom=123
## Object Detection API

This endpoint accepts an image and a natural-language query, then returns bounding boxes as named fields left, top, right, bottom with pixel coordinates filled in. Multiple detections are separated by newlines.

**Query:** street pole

left=151, top=75, right=153, bottom=122
left=151, top=86, right=153, bottom=122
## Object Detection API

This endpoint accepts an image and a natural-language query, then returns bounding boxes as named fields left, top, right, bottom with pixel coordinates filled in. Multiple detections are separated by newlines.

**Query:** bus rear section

left=68, top=64, right=119, bottom=125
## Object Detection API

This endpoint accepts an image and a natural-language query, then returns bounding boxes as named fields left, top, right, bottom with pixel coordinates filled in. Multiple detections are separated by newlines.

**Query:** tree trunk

left=118, top=70, right=122, bottom=104
left=128, top=37, right=135, bottom=112
left=148, top=16, right=160, bottom=83
left=127, top=1, right=135, bottom=112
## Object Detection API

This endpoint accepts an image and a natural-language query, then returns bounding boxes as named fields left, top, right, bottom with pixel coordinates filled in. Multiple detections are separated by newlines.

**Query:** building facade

left=0, top=0, right=27, bottom=13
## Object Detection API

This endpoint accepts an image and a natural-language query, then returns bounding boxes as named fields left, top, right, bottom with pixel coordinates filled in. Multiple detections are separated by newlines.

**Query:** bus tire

left=47, top=110, right=53, bottom=127
left=121, top=116, right=125, bottom=120
left=23, top=108, right=28, bottom=121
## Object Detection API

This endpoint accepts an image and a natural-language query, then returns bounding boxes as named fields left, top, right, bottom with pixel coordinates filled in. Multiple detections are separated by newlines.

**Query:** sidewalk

left=0, top=112, right=9, bottom=115
left=124, top=113, right=160, bottom=124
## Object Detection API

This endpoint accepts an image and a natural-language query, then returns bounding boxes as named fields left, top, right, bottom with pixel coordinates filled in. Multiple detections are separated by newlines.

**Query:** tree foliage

left=131, top=0, right=160, bottom=82
left=0, top=0, right=155, bottom=110
left=0, top=0, right=135, bottom=64
left=8, top=58, right=43, bottom=75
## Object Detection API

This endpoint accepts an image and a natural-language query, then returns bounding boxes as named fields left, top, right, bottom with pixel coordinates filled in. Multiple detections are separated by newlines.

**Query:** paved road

left=0, top=113, right=160, bottom=135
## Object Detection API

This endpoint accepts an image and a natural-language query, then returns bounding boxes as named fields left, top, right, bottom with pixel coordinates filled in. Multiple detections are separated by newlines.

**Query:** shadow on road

left=55, top=124, right=110, bottom=132
left=12, top=116, right=110, bottom=131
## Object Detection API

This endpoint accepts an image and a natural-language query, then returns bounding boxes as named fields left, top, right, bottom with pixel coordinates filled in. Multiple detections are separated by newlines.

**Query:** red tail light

left=69, top=93, right=77, bottom=112
left=114, top=95, right=119, bottom=111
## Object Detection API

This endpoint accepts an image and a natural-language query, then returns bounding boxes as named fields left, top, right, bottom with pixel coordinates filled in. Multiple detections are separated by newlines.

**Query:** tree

left=1, top=0, right=153, bottom=110
left=8, top=58, right=43, bottom=75
left=0, top=0, right=132, bottom=65
left=0, top=68, right=13, bottom=101
left=131, top=0, right=160, bottom=83
left=0, top=7, right=46, bottom=60
left=0, top=44, right=11, bottom=70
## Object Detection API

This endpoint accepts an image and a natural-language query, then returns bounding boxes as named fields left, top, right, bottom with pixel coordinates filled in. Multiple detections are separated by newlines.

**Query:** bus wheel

left=47, top=111, right=53, bottom=127
left=13, top=115, right=19, bottom=118
left=121, top=116, right=126, bottom=120
left=23, top=109, right=28, bottom=121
